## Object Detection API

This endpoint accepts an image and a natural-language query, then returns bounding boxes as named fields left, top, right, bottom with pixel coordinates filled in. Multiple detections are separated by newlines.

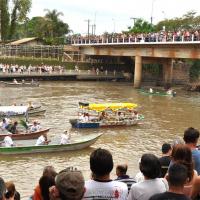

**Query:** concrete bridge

left=71, top=40, right=200, bottom=87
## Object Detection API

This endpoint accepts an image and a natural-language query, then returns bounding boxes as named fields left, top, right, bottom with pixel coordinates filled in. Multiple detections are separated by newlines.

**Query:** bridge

left=71, top=38, right=200, bottom=87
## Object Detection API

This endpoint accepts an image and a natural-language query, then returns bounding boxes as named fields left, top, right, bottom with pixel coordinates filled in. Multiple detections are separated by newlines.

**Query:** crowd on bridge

left=69, top=29, right=200, bottom=44
left=0, top=127, right=200, bottom=200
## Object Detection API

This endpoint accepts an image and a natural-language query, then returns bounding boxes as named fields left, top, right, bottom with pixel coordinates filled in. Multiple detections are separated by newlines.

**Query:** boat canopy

left=80, top=103, right=138, bottom=112
left=0, top=106, right=28, bottom=119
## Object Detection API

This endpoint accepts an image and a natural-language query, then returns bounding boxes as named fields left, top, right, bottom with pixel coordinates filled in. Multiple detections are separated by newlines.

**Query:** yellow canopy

left=80, top=103, right=138, bottom=112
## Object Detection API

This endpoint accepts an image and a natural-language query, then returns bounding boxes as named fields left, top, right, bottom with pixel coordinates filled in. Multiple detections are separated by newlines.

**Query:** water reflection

left=0, top=81, right=200, bottom=197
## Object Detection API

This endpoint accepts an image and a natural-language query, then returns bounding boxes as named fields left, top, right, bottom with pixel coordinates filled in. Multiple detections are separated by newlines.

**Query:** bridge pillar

left=134, top=55, right=142, bottom=88
left=163, top=59, right=173, bottom=86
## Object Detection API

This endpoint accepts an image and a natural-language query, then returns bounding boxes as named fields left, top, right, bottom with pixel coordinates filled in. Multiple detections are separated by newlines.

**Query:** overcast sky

left=29, top=0, right=200, bottom=35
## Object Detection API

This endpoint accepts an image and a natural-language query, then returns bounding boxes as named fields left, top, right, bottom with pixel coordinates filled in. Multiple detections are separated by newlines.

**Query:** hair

left=171, top=144, right=194, bottom=182
left=168, top=163, right=188, bottom=187
left=0, top=178, right=6, bottom=200
left=43, top=166, right=57, bottom=178
left=162, top=143, right=172, bottom=154
left=39, top=176, right=55, bottom=200
left=183, top=127, right=200, bottom=144
left=90, top=148, right=113, bottom=177
left=139, top=153, right=161, bottom=179
left=116, top=164, right=127, bottom=175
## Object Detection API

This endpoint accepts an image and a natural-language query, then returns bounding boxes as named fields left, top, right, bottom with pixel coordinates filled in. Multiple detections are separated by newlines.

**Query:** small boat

left=0, top=106, right=46, bottom=118
left=0, top=81, right=39, bottom=87
left=0, top=133, right=103, bottom=155
left=138, top=88, right=176, bottom=97
left=0, top=128, right=50, bottom=140
left=70, top=102, right=144, bottom=129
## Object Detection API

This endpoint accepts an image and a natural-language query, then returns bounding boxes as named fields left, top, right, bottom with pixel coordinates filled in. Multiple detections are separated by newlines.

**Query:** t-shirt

left=192, top=149, right=200, bottom=175
left=115, top=175, right=136, bottom=192
left=159, top=156, right=171, bottom=177
left=35, top=135, right=45, bottom=146
left=83, top=179, right=128, bottom=200
left=4, top=136, right=14, bottom=147
left=128, top=178, right=168, bottom=200
left=149, top=191, right=191, bottom=200
left=60, top=133, right=70, bottom=144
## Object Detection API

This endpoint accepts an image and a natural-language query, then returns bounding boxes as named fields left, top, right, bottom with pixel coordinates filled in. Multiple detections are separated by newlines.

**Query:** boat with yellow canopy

left=70, top=102, right=144, bottom=128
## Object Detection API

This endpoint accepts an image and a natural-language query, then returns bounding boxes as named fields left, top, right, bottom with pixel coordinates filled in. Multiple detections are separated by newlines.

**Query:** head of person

left=5, top=181, right=16, bottom=199
left=167, top=163, right=188, bottom=188
left=139, top=153, right=161, bottom=179
left=13, top=121, right=18, bottom=126
left=90, top=148, right=113, bottom=178
left=2, top=119, right=6, bottom=123
left=39, top=176, right=55, bottom=200
left=54, top=169, right=85, bottom=200
left=0, top=177, right=6, bottom=200
left=162, top=143, right=172, bottom=155
left=116, top=164, right=128, bottom=177
left=171, top=144, right=193, bottom=182
left=183, top=127, right=200, bottom=144
left=33, top=121, right=37, bottom=126
left=43, top=166, right=57, bottom=178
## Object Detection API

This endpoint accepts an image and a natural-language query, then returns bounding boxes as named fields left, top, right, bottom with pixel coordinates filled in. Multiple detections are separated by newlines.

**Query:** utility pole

left=130, top=17, right=137, bottom=26
left=151, top=0, right=156, bottom=25
left=0, top=9, right=1, bottom=41
left=85, top=19, right=90, bottom=38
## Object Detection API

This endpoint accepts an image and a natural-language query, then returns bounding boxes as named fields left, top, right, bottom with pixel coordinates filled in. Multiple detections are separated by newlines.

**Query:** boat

left=70, top=102, right=144, bottom=128
left=0, top=81, right=39, bottom=87
left=0, top=128, right=50, bottom=140
left=138, top=88, right=176, bottom=97
left=0, top=106, right=46, bottom=118
left=0, top=133, right=103, bottom=155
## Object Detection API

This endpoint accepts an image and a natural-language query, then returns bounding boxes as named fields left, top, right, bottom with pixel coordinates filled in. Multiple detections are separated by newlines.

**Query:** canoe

left=0, top=128, right=50, bottom=140
left=138, top=89, right=176, bottom=97
left=0, top=133, right=103, bottom=155
left=0, top=81, right=39, bottom=87
left=70, top=116, right=144, bottom=129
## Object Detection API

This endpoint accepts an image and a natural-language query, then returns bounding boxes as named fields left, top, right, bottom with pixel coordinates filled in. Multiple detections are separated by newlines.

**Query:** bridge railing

left=71, top=34, right=200, bottom=45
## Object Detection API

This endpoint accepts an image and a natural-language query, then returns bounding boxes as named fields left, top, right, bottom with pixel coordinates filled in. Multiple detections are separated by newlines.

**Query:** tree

left=128, top=18, right=154, bottom=33
left=9, top=0, right=32, bottom=39
left=0, top=0, right=10, bottom=41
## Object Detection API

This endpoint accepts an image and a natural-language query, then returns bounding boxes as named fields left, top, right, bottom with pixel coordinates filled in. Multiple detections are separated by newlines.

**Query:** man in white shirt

left=83, top=148, right=128, bottom=200
left=60, top=131, right=71, bottom=145
left=30, top=121, right=41, bottom=132
left=3, top=135, right=14, bottom=147
left=35, top=133, right=50, bottom=146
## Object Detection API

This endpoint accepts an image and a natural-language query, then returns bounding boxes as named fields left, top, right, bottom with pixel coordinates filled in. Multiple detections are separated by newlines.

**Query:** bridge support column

left=163, top=59, right=173, bottom=86
left=134, top=55, right=142, bottom=88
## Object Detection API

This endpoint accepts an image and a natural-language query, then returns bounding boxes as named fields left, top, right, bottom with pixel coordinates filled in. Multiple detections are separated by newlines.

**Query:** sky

left=29, top=0, right=200, bottom=35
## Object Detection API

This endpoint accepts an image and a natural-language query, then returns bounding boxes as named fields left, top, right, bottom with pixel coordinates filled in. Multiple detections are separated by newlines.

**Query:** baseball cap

left=55, top=168, right=85, bottom=200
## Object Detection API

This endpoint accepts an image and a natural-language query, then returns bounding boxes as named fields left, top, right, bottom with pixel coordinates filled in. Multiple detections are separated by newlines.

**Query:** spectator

left=159, top=143, right=172, bottom=177
left=49, top=167, right=85, bottom=200
left=183, top=127, right=200, bottom=175
left=0, top=177, right=6, bottom=200
left=83, top=148, right=128, bottom=199
left=128, top=153, right=168, bottom=200
left=33, top=166, right=57, bottom=200
left=5, top=181, right=20, bottom=200
left=115, top=164, right=136, bottom=192
left=149, top=163, right=190, bottom=200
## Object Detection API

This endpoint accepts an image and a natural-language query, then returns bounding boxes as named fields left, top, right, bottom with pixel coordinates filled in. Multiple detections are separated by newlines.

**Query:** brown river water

left=0, top=81, right=200, bottom=198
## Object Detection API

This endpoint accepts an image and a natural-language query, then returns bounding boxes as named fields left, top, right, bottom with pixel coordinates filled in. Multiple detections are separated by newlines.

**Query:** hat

left=55, top=169, right=85, bottom=200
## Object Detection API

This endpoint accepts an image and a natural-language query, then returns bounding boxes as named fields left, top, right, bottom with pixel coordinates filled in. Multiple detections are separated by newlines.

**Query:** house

left=8, top=37, right=44, bottom=46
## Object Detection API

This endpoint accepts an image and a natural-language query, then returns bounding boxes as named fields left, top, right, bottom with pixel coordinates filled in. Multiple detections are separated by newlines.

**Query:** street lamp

left=112, top=18, right=116, bottom=33
left=130, top=17, right=138, bottom=26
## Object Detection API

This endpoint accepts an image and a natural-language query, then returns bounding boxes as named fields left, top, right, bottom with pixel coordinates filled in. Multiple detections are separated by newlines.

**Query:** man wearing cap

left=49, top=168, right=85, bottom=200
left=83, top=148, right=128, bottom=199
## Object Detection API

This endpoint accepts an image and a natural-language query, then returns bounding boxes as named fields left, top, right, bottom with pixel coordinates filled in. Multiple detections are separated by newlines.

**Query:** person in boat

left=149, top=88, right=154, bottom=93
left=30, top=121, right=41, bottom=132
left=99, top=111, right=108, bottom=121
left=35, top=133, right=51, bottom=146
left=3, top=135, right=15, bottom=147
left=60, top=131, right=71, bottom=145
left=13, top=79, right=18, bottom=84
left=0, top=118, right=9, bottom=130
left=22, top=79, right=25, bottom=84
left=27, top=101, right=34, bottom=109
left=166, top=88, right=173, bottom=95
left=79, top=112, right=89, bottom=122
left=6, top=121, right=19, bottom=134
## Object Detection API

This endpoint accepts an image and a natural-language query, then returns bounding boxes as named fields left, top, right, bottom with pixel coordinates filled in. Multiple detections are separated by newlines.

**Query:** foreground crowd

left=0, top=127, right=200, bottom=200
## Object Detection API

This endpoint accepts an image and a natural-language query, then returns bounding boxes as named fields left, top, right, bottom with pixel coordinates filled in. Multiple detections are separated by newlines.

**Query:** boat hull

left=0, top=81, right=39, bottom=87
left=0, top=133, right=102, bottom=155
left=139, top=89, right=175, bottom=97
left=0, top=128, right=50, bottom=140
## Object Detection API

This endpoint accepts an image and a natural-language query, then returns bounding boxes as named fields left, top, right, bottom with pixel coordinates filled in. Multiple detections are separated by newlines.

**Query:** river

left=0, top=81, right=200, bottom=198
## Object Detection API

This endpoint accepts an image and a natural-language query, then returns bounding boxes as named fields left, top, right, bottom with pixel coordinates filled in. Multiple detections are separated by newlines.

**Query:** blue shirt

left=192, top=149, right=200, bottom=175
